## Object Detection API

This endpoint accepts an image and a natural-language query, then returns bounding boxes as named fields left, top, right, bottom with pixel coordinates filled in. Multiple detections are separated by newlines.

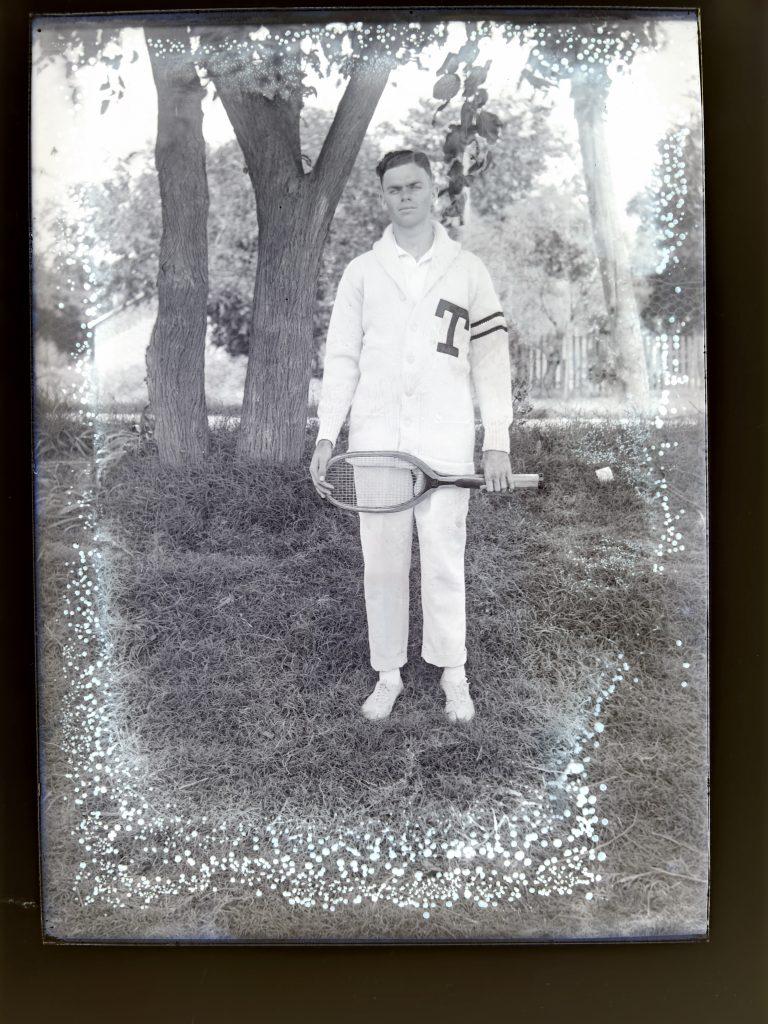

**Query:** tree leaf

left=100, top=99, right=110, bottom=115
left=442, top=127, right=466, bottom=160
left=437, top=52, right=459, bottom=76
left=477, top=110, right=502, bottom=142
left=462, top=61, right=490, bottom=96
left=457, top=39, right=479, bottom=65
left=433, top=73, right=460, bottom=101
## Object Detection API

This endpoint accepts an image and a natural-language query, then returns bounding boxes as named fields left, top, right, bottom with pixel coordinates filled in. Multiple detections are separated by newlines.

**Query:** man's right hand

left=310, top=439, right=334, bottom=499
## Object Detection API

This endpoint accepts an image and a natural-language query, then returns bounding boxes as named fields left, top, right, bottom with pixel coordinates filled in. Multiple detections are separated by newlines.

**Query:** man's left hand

left=482, top=450, right=515, bottom=492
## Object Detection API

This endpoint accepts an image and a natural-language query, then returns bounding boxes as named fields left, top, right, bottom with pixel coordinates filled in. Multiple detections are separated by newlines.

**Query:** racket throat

left=438, top=474, right=485, bottom=489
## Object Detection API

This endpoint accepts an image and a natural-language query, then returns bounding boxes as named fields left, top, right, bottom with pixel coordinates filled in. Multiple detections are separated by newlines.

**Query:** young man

left=310, top=149, right=514, bottom=723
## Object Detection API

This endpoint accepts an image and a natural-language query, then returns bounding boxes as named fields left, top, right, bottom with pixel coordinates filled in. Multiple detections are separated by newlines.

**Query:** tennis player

left=310, top=149, right=514, bottom=723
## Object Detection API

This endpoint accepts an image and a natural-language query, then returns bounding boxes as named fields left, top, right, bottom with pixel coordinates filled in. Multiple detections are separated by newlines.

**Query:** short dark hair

left=376, top=149, right=433, bottom=183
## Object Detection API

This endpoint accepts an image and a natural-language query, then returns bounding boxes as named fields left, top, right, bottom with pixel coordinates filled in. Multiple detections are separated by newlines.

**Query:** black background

left=3, top=1, right=766, bottom=1020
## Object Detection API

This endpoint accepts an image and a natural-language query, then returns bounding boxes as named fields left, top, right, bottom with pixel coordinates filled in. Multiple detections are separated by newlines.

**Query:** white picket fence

left=516, top=332, right=704, bottom=395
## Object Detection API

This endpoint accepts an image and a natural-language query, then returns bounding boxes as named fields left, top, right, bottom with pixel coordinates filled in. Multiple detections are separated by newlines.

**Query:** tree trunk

left=570, top=68, right=650, bottom=405
left=202, top=34, right=392, bottom=463
left=145, top=27, right=209, bottom=463
left=237, top=194, right=327, bottom=461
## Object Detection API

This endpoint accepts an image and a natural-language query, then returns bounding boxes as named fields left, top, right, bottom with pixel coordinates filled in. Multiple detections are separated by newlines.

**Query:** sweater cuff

left=481, top=421, right=511, bottom=453
left=316, top=410, right=346, bottom=449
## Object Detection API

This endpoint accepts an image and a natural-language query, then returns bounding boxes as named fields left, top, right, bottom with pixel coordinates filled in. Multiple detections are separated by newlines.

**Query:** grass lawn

left=36, top=401, right=708, bottom=942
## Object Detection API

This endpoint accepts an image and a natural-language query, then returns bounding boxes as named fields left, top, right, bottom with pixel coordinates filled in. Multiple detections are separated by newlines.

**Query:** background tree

left=203, top=108, right=387, bottom=372
left=629, top=107, right=704, bottom=337
left=35, top=24, right=210, bottom=464
left=466, top=185, right=603, bottom=360
left=75, top=137, right=258, bottom=355
left=83, top=156, right=160, bottom=309
left=32, top=208, right=94, bottom=358
left=144, top=26, right=210, bottom=462
left=205, top=139, right=259, bottom=354
left=498, top=16, right=660, bottom=403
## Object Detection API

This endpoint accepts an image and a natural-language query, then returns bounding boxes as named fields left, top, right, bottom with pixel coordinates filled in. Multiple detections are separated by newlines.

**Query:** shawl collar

left=371, top=220, right=462, bottom=300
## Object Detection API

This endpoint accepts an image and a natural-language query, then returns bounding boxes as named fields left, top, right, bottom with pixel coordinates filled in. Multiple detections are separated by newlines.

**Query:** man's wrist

left=316, top=438, right=333, bottom=449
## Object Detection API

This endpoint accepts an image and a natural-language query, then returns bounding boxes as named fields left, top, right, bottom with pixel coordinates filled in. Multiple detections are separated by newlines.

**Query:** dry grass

left=35, top=397, right=708, bottom=942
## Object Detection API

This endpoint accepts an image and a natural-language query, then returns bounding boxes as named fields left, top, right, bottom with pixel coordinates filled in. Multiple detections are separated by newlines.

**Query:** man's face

left=380, top=161, right=434, bottom=229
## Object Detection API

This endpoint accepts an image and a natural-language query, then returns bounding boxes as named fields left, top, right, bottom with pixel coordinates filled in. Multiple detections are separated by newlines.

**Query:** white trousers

left=357, top=483, right=471, bottom=672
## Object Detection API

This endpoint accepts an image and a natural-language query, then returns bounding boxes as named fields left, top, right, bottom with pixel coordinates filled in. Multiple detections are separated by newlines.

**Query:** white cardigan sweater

left=317, top=221, right=513, bottom=475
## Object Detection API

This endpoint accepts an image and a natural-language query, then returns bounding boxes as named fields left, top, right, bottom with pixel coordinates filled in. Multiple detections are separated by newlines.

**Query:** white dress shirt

left=393, top=235, right=435, bottom=304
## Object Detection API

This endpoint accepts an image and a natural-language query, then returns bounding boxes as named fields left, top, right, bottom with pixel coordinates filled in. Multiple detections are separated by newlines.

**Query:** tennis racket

left=322, top=450, right=542, bottom=513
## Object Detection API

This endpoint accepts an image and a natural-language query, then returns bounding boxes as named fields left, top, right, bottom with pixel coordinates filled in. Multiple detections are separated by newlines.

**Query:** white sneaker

left=440, top=671, right=475, bottom=723
left=360, top=673, right=403, bottom=721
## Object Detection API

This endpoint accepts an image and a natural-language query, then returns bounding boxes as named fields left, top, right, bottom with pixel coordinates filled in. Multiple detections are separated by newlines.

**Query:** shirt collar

left=372, top=221, right=462, bottom=300
left=392, top=232, right=435, bottom=265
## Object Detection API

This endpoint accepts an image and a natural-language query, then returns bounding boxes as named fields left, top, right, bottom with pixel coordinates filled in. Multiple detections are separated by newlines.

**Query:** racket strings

left=326, top=454, right=426, bottom=510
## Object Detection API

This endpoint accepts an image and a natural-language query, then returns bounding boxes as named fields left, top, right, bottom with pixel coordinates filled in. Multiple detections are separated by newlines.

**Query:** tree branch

left=312, top=48, right=392, bottom=213
left=541, top=300, right=560, bottom=331
left=197, top=26, right=304, bottom=193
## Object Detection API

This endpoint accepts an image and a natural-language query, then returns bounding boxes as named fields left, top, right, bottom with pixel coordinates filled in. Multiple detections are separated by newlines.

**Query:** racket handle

left=448, top=473, right=542, bottom=490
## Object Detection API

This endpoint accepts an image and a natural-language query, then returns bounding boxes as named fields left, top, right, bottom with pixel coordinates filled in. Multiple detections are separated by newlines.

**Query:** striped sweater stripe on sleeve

left=470, top=310, right=507, bottom=340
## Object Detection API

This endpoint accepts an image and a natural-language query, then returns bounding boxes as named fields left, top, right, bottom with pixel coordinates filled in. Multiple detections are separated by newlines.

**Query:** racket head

left=324, top=450, right=433, bottom=513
